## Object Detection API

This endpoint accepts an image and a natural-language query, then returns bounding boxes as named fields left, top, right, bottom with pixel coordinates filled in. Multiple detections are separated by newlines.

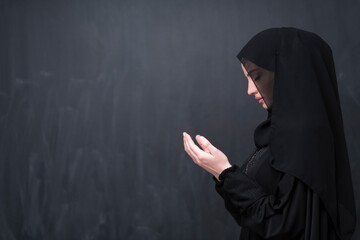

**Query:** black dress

left=212, top=146, right=340, bottom=240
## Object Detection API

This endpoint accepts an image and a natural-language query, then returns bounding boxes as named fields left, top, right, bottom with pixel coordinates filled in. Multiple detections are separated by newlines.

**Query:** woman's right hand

left=183, top=132, right=232, bottom=181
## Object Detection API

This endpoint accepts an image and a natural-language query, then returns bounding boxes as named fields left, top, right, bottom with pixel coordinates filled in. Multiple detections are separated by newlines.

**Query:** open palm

left=182, top=132, right=232, bottom=181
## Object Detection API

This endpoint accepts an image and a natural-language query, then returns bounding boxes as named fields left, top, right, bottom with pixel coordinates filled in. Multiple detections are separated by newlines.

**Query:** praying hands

left=182, top=132, right=232, bottom=181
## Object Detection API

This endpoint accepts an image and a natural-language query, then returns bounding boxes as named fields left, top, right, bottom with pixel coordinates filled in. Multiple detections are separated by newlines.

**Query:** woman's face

left=241, top=63, right=269, bottom=109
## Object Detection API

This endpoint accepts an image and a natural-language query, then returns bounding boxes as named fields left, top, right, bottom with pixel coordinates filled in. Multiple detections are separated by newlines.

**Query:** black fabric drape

left=213, top=27, right=356, bottom=240
left=213, top=145, right=339, bottom=239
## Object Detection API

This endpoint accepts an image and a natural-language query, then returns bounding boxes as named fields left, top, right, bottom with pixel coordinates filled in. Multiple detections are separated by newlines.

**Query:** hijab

left=237, top=27, right=356, bottom=240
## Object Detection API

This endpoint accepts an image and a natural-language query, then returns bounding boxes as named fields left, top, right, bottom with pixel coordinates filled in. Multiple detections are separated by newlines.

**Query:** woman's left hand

left=183, top=132, right=232, bottom=181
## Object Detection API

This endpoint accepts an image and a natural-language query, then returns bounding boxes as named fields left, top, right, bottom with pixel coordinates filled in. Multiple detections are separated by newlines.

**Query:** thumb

left=197, top=135, right=217, bottom=154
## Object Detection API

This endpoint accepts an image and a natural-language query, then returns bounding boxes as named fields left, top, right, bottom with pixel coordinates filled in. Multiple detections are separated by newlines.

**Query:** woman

left=182, top=27, right=356, bottom=239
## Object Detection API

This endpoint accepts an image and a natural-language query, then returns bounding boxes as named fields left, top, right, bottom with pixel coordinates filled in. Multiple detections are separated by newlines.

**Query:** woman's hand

left=182, top=132, right=232, bottom=181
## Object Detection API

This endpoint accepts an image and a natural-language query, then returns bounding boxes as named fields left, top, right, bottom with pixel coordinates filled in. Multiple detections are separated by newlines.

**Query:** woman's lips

left=258, top=98, right=264, bottom=103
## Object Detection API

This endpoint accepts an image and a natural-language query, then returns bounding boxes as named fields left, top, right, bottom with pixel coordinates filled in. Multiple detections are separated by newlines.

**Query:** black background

left=1, top=0, right=359, bottom=239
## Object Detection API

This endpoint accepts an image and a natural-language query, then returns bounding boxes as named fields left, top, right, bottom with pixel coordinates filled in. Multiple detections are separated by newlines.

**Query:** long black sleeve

left=213, top=164, right=307, bottom=239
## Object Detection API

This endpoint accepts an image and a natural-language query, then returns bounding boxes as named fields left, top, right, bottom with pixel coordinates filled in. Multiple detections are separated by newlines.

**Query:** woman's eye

left=250, top=72, right=260, bottom=81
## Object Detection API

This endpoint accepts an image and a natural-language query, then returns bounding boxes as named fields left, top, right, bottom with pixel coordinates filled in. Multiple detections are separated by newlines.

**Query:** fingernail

left=199, top=136, right=205, bottom=143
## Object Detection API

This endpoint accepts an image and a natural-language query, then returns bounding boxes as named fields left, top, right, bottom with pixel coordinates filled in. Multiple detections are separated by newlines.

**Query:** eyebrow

left=246, top=68, right=259, bottom=77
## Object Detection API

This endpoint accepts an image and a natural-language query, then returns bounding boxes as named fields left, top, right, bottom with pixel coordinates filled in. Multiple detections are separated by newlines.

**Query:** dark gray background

left=0, top=0, right=359, bottom=239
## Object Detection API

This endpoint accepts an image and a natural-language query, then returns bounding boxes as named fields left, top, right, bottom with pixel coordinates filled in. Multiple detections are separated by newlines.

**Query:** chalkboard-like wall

left=0, top=0, right=359, bottom=239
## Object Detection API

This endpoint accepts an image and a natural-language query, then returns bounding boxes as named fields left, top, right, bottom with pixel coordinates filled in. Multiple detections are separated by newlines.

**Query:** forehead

left=242, top=60, right=258, bottom=71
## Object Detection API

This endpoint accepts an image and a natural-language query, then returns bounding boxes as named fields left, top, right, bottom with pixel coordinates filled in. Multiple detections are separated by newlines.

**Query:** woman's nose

left=247, top=79, right=258, bottom=95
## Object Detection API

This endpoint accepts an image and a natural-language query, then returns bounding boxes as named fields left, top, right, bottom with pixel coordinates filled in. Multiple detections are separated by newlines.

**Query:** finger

left=184, top=134, right=200, bottom=164
left=183, top=134, right=191, bottom=154
left=183, top=135, right=188, bottom=152
left=183, top=133, right=197, bottom=160
left=197, top=135, right=217, bottom=154
left=185, top=133, right=205, bottom=157
left=196, top=135, right=211, bottom=153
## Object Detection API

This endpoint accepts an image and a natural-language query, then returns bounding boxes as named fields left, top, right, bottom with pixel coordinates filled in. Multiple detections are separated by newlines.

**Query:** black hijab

left=237, top=27, right=356, bottom=239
